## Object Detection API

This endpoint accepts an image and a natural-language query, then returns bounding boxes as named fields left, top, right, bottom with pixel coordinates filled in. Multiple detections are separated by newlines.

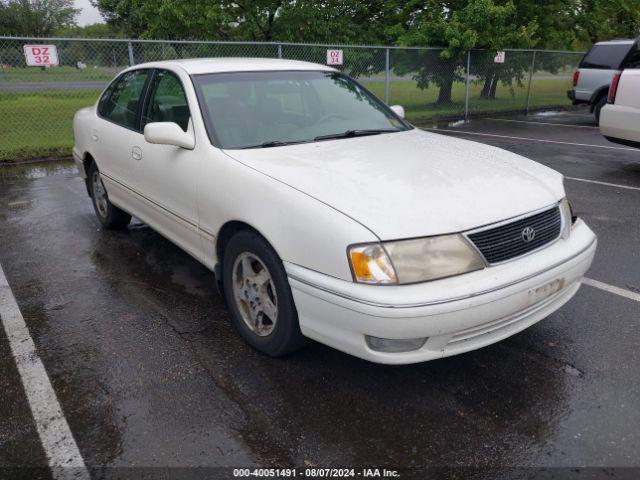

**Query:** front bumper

left=286, top=220, right=596, bottom=364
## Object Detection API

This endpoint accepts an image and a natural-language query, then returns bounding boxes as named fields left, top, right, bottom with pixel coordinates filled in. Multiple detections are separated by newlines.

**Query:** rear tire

left=87, top=162, right=131, bottom=229
left=222, top=230, right=307, bottom=357
left=593, top=95, right=607, bottom=125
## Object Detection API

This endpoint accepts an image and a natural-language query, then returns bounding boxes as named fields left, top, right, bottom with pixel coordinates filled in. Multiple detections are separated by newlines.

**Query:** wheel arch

left=82, top=152, right=96, bottom=197
left=214, top=220, right=280, bottom=292
left=589, top=86, right=609, bottom=111
left=83, top=151, right=95, bottom=164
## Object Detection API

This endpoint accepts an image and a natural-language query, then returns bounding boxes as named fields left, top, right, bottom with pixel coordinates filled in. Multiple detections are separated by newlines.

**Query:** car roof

left=131, top=57, right=338, bottom=75
left=594, top=39, right=635, bottom=46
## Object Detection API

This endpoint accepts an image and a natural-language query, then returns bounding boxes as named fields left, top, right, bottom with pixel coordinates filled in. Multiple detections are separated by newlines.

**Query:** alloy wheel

left=231, top=252, right=279, bottom=337
left=92, top=171, right=109, bottom=218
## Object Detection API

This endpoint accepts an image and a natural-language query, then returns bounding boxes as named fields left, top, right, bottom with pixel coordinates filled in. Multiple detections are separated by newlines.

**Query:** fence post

left=277, top=44, right=282, bottom=59
left=464, top=50, right=471, bottom=121
left=127, top=41, right=135, bottom=66
left=385, top=48, right=390, bottom=105
left=525, top=50, right=537, bottom=116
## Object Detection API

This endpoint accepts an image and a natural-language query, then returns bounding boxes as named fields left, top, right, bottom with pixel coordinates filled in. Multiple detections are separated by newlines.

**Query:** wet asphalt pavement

left=0, top=110, right=639, bottom=478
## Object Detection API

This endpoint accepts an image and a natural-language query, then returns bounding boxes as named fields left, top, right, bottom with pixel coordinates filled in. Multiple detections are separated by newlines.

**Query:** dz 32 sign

left=23, top=45, right=59, bottom=66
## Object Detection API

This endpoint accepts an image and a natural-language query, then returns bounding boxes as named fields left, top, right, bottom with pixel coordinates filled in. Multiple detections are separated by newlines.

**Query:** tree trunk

left=481, top=76, right=493, bottom=97
left=489, top=78, right=498, bottom=98
left=437, top=79, right=453, bottom=104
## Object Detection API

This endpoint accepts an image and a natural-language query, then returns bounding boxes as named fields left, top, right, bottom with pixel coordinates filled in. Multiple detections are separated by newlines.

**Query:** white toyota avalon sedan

left=73, top=58, right=597, bottom=364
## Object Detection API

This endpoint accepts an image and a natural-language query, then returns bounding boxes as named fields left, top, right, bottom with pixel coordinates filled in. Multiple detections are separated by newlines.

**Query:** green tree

left=274, top=0, right=401, bottom=44
left=55, top=22, right=124, bottom=38
left=92, top=0, right=231, bottom=40
left=0, top=0, right=78, bottom=36
left=575, top=0, right=640, bottom=46
left=391, top=0, right=538, bottom=104
left=91, top=0, right=401, bottom=43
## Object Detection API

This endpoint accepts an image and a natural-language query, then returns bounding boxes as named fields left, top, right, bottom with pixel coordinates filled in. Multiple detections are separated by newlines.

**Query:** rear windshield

left=580, top=43, right=633, bottom=69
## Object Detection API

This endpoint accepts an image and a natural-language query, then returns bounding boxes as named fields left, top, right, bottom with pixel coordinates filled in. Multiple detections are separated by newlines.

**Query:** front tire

left=87, top=162, right=131, bottom=229
left=222, top=230, right=307, bottom=357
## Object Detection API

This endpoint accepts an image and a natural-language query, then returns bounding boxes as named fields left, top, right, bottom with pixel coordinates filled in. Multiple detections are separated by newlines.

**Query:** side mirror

left=390, top=105, right=405, bottom=119
left=144, top=122, right=195, bottom=150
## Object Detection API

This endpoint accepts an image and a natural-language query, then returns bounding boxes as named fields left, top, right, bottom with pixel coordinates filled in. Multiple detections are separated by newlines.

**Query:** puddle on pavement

left=532, top=110, right=564, bottom=118
left=0, top=159, right=76, bottom=182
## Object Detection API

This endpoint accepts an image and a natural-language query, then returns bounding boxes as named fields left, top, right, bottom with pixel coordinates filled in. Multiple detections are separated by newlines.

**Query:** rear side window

left=98, top=69, right=149, bottom=130
left=624, top=45, right=640, bottom=68
left=580, top=43, right=633, bottom=69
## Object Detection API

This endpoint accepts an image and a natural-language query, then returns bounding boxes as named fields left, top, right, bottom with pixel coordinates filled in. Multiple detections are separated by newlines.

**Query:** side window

left=625, top=45, right=640, bottom=69
left=98, top=70, right=149, bottom=129
left=97, top=82, right=116, bottom=117
left=142, top=70, right=190, bottom=132
left=580, top=44, right=634, bottom=69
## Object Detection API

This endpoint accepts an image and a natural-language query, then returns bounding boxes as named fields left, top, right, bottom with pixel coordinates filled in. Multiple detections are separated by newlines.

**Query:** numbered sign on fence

left=23, top=45, right=59, bottom=66
left=494, top=51, right=506, bottom=64
left=326, top=49, right=343, bottom=66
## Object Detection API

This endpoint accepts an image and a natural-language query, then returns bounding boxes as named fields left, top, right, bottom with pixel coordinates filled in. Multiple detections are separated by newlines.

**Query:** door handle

left=131, top=146, right=142, bottom=161
left=91, top=129, right=99, bottom=141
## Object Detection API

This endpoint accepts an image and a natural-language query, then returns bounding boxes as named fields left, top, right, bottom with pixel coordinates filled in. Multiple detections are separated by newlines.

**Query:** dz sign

left=326, top=49, right=343, bottom=66
left=23, top=45, right=59, bottom=66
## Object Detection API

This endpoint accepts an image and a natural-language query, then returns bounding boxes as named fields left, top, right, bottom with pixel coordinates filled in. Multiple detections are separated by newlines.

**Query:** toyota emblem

left=521, top=226, right=536, bottom=243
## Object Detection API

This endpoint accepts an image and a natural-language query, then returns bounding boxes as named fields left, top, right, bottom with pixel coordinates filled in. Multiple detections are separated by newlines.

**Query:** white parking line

left=583, top=278, right=640, bottom=303
left=0, top=263, right=89, bottom=480
left=565, top=177, right=640, bottom=192
left=486, top=118, right=599, bottom=129
left=424, top=128, right=640, bottom=152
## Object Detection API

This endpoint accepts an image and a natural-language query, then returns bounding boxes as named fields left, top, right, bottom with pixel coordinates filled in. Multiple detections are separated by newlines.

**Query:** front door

left=128, top=69, right=202, bottom=260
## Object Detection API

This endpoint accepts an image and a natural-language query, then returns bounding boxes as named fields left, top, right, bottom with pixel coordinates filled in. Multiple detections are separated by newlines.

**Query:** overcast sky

left=75, top=0, right=104, bottom=26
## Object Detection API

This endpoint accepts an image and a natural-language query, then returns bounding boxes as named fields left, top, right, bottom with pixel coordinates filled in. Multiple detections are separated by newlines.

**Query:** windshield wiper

left=240, top=140, right=304, bottom=149
left=313, top=129, right=397, bottom=142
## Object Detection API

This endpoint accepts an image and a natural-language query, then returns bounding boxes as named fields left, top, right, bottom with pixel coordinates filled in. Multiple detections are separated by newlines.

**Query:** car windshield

left=192, top=70, right=410, bottom=149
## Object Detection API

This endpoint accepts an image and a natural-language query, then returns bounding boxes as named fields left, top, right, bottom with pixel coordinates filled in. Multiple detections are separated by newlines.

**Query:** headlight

left=559, top=197, right=573, bottom=239
left=348, top=234, right=485, bottom=285
left=348, top=244, right=397, bottom=284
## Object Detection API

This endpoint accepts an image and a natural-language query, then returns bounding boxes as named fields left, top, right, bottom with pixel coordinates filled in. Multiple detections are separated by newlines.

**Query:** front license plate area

left=528, top=278, right=565, bottom=306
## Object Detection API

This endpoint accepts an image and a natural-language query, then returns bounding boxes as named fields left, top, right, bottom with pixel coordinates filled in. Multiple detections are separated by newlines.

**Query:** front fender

left=197, top=150, right=379, bottom=281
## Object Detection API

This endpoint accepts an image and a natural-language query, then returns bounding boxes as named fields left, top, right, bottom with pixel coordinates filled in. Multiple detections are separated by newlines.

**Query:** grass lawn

left=363, top=77, right=573, bottom=123
left=0, top=77, right=573, bottom=162
left=0, top=89, right=100, bottom=162
left=0, top=65, right=118, bottom=83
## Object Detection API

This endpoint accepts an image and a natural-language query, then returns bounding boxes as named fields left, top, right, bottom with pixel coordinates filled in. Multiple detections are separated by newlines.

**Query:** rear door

left=93, top=69, right=151, bottom=211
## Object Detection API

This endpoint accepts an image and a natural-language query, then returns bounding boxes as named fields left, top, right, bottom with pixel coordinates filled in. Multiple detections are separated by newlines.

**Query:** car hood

left=224, top=129, right=564, bottom=240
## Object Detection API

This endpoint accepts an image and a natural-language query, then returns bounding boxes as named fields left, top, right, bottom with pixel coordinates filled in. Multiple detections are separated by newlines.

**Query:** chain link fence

left=0, top=36, right=584, bottom=161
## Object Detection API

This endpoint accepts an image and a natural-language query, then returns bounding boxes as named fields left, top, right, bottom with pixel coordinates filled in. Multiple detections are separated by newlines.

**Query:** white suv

left=600, top=48, right=640, bottom=148
left=568, top=39, right=639, bottom=124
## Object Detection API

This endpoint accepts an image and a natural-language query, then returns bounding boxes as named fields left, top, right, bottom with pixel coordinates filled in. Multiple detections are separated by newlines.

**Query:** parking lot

left=1, top=110, right=639, bottom=477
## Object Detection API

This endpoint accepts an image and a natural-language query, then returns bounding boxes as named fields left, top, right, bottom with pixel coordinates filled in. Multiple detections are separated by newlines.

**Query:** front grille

left=467, top=206, right=561, bottom=264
